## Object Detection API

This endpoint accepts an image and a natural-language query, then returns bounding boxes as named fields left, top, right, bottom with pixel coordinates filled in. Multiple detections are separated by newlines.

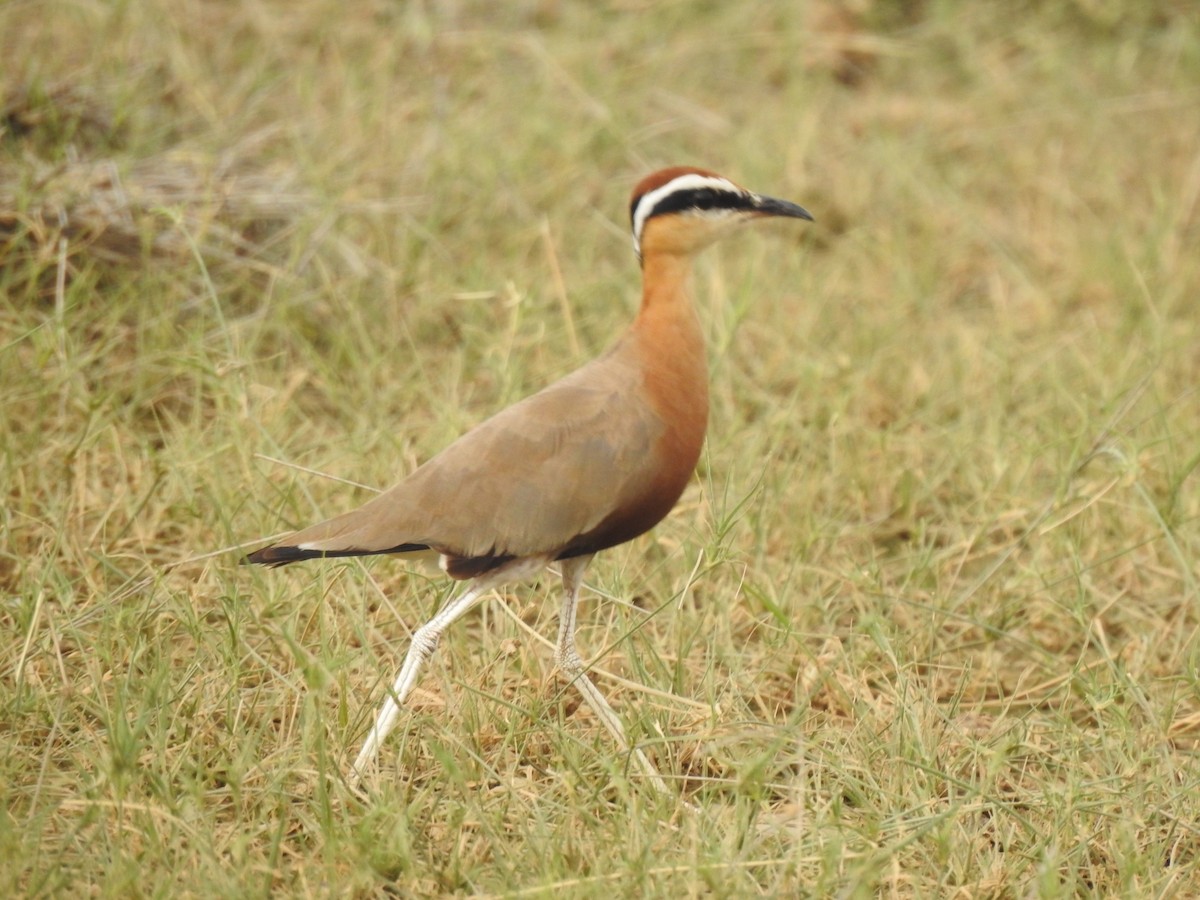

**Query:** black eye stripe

left=629, top=187, right=753, bottom=228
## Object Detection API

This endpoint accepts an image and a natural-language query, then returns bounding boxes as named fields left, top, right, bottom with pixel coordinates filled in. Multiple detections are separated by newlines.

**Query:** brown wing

left=249, top=341, right=690, bottom=570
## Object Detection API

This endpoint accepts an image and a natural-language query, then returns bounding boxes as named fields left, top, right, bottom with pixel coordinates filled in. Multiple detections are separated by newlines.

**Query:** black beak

left=751, top=194, right=814, bottom=222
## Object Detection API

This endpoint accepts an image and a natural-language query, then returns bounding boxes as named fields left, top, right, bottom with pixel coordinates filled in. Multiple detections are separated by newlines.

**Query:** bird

left=245, top=166, right=812, bottom=792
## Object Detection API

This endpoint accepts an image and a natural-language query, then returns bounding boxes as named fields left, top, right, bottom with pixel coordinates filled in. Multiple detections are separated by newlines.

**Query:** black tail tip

left=243, top=545, right=315, bottom=567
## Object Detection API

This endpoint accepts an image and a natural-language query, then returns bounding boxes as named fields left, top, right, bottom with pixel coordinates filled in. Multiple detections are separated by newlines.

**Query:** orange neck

left=630, top=251, right=709, bottom=465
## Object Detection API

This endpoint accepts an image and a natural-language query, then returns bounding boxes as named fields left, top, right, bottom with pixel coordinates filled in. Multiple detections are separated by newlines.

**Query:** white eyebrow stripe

left=631, top=173, right=744, bottom=254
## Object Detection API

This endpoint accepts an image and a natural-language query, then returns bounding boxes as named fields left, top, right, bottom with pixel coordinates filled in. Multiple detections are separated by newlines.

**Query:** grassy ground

left=3, top=0, right=1200, bottom=895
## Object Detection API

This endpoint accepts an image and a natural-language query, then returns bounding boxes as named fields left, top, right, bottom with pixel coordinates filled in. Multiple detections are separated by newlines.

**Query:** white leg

left=555, top=556, right=670, bottom=795
left=350, top=558, right=543, bottom=783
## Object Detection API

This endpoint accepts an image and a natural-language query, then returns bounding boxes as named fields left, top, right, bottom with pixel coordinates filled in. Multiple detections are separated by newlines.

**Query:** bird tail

left=243, top=542, right=430, bottom=567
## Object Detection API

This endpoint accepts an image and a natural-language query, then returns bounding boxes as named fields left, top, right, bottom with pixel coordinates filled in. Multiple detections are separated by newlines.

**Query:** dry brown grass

left=3, top=0, right=1200, bottom=896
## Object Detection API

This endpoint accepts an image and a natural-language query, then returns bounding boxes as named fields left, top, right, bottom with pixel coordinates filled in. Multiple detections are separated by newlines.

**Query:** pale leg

left=350, top=558, right=544, bottom=782
left=554, top=555, right=670, bottom=795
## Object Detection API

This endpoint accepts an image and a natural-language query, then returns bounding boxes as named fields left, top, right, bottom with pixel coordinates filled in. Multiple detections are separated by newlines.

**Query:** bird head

left=629, top=166, right=812, bottom=262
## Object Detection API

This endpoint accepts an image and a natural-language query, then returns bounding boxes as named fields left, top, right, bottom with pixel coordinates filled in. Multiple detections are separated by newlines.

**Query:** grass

left=3, top=0, right=1200, bottom=895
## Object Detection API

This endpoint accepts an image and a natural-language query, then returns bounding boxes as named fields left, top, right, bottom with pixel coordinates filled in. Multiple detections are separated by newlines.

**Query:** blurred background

left=2, top=1, right=1199, bottom=895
